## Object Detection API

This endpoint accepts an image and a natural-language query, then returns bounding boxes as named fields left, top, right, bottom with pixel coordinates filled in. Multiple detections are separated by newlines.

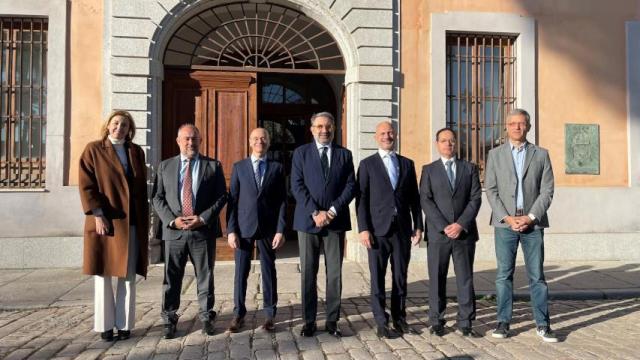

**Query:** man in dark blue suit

left=356, top=121, right=423, bottom=339
left=420, top=128, right=482, bottom=337
left=291, top=112, right=356, bottom=337
left=226, top=128, right=287, bottom=333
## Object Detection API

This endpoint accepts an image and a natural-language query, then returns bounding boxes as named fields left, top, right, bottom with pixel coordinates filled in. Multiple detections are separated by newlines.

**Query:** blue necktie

left=386, top=154, right=398, bottom=190
left=446, top=159, right=455, bottom=190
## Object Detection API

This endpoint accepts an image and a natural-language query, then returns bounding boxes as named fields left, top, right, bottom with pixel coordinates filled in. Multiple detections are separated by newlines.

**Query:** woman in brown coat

left=79, top=110, right=149, bottom=341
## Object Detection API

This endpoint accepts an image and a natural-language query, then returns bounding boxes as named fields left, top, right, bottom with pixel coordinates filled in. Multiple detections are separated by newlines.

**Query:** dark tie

left=446, top=159, right=455, bottom=190
left=321, top=146, right=329, bottom=179
left=182, top=159, right=194, bottom=216
left=254, top=160, right=263, bottom=190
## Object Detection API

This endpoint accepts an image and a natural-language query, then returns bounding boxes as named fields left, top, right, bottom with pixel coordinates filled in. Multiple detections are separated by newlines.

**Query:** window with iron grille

left=446, top=33, right=516, bottom=180
left=0, top=17, right=47, bottom=189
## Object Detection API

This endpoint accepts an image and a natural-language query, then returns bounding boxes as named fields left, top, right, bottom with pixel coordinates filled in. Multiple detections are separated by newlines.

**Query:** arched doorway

left=161, top=2, right=346, bottom=260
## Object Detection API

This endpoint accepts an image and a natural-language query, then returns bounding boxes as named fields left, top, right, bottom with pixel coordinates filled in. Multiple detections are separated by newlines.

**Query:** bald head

left=176, top=123, right=201, bottom=159
left=374, top=120, right=395, bottom=151
left=249, top=127, right=270, bottom=157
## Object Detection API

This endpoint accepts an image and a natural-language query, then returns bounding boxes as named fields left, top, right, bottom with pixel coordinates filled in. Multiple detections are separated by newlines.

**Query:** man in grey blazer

left=485, top=108, right=557, bottom=342
left=152, top=124, right=227, bottom=339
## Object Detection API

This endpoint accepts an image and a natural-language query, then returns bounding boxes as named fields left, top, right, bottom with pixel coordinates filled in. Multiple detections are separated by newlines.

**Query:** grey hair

left=507, top=108, right=531, bottom=125
left=310, top=112, right=335, bottom=125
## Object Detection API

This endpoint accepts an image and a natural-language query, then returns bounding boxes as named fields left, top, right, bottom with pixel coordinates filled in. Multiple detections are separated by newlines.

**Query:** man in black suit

left=420, top=127, right=482, bottom=337
left=152, top=124, right=227, bottom=339
left=356, top=121, right=423, bottom=339
left=291, top=112, right=357, bottom=337
left=226, top=128, right=286, bottom=333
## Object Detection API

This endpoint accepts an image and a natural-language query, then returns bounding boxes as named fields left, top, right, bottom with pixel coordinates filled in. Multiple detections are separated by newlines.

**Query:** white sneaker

left=536, top=326, right=558, bottom=343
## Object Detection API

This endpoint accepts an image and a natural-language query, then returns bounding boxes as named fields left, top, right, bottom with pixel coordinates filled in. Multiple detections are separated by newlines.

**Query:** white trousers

left=94, top=226, right=138, bottom=332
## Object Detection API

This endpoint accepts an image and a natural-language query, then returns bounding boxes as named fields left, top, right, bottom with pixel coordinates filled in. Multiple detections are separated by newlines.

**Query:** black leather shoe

left=117, top=330, right=130, bottom=340
left=458, top=327, right=481, bottom=338
left=429, top=324, right=445, bottom=337
left=300, top=322, right=317, bottom=337
left=393, top=318, right=417, bottom=335
left=202, top=320, right=215, bottom=336
left=163, top=323, right=176, bottom=339
left=377, top=325, right=399, bottom=339
left=325, top=321, right=342, bottom=338
left=100, top=329, right=114, bottom=342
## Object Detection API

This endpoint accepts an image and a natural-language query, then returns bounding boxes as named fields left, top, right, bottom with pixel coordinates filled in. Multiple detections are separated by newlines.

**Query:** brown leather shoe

left=227, top=316, right=244, bottom=333
left=262, top=318, right=275, bottom=332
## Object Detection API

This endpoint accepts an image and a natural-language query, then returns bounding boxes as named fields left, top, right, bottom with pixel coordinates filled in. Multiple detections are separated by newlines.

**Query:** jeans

left=494, top=227, right=550, bottom=326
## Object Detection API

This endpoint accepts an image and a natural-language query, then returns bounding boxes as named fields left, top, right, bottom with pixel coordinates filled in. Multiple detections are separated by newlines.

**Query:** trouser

left=233, top=235, right=278, bottom=319
left=494, top=227, right=550, bottom=326
left=367, top=224, right=411, bottom=327
left=161, top=232, right=216, bottom=324
left=94, top=226, right=138, bottom=332
left=298, top=230, right=344, bottom=324
left=427, top=239, right=476, bottom=328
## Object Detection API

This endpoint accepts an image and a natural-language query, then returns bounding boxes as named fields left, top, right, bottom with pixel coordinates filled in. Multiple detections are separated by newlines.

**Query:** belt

left=515, top=209, right=525, bottom=216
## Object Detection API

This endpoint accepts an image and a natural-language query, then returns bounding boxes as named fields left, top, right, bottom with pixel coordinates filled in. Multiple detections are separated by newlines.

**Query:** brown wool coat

left=79, top=139, right=149, bottom=278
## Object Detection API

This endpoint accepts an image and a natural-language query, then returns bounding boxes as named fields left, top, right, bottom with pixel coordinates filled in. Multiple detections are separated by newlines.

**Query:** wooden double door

left=163, top=70, right=256, bottom=260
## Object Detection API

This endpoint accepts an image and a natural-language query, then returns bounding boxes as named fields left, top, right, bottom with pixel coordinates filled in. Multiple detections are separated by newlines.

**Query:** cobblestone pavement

left=1, top=262, right=639, bottom=359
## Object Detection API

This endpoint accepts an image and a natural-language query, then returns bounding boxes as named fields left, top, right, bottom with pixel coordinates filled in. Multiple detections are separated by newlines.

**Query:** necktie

left=182, top=159, right=194, bottom=216
left=446, top=159, right=455, bottom=190
left=255, top=160, right=263, bottom=190
left=321, top=146, right=329, bottom=179
left=386, top=154, right=398, bottom=190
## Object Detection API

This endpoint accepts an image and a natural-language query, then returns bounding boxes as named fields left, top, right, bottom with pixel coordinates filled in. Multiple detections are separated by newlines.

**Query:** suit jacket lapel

left=167, top=155, right=182, bottom=211
left=502, top=144, right=517, bottom=180
left=244, top=157, right=259, bottom=194
left=374, top=153, right=395, bottom=191
left=522, top=144, right=537, bottom=178
left=452, top=159, right=465, bottom=195
left=395, top=155, right=405, bottom=193
left=258, top=158, right=273, bottom=196
left=326, top=144, right=338, bottom=185
left=195, top=156, right=208, bottom=200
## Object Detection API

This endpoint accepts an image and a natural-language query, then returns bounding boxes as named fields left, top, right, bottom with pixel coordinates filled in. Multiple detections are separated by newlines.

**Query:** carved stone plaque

left=565, top=124, right=599, bottom=175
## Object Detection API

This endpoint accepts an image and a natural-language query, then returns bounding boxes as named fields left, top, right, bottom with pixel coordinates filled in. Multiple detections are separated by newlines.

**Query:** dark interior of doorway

left=257, top=73, right=341, bottom=260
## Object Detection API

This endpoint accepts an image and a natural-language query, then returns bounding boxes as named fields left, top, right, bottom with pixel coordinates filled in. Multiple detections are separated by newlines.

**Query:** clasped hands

left=174, top=215, right=204, bottom=230
left=313, top=210, right=335, bottom=228
left=504, top=215, right=533, bottom=232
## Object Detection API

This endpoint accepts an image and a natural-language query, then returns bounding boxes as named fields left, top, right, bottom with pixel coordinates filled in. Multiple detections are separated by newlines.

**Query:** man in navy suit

left=420, top=128, right=482, bottom=337
left=291, top=112, right=356, bottom=337
left=356, top=121, right=423, bottom=339
left=226, top=128, right=287, bottom=333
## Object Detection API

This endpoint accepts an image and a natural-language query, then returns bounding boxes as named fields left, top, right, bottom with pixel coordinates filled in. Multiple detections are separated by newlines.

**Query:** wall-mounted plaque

left=565, top=124, right=599, bottom=175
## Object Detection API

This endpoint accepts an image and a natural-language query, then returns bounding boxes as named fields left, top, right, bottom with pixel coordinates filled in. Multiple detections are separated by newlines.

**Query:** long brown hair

left=100, top=110, right=137, bottom=141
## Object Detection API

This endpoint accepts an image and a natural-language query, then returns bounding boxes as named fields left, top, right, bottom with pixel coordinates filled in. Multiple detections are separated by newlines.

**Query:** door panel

left=163, top=70, right=257, bottom=261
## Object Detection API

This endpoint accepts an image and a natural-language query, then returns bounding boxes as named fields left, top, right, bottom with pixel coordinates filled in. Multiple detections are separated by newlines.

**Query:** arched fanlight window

left=164, top=2, right=344, bottom=71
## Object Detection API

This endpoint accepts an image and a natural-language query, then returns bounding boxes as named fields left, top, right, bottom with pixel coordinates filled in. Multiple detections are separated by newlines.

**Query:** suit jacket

left=420, top=158, right=482, bottom=243
left=484, top=143, right=554, bottom=229
left=356, top=152, right=423, bottom=237
left=226, top=157, right=287, bottom=239
left=291, top=142, right=357, bottom=233
left=152, top=154, right=227, bottom=240
left=79, top=139, right=149, bottom=277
